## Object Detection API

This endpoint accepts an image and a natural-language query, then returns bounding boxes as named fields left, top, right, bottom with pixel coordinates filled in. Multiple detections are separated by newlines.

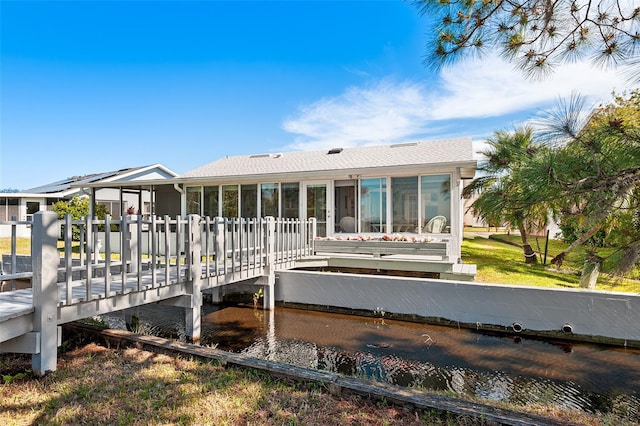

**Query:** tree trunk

left=517, top=222, right=528, bottom=245
left=580, top=257, right=602, bottom=289
left=551, top=223, right=603, bottom=267
left=517, top=223, right=537, bottom=263
left=523, top=244, right=537, bottom=264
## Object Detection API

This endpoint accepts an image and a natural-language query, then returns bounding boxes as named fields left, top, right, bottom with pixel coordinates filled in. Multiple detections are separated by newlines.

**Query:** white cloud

left=431, top=54, right=629, bottom=120
left=282, top=53, right=632, bottom=152
left=282, top=79, right=434, bottom=151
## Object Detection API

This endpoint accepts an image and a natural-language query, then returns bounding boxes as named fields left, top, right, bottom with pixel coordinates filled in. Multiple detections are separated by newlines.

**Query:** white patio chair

left=339, top=216, right=356, bottom=233
left=425, top=215, right=447, bottom=233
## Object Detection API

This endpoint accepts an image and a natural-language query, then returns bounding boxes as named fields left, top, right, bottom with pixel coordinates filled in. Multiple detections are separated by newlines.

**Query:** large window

left=421, top=175, right=451, bottom=233
left=241, top=185, right=257, bottom=218
left=222, top=185, right=238, bottom=218
left=306, top=184, right=327, bottom=237
left=186, top=187, right=201, bottom=215
left=203, top=186, right=219, bottom=218
left=98, top=200, right=122, bottom=219
left=335, top=180, right=356, bottom=232
left=360, top=178, right=386, bottom=232
left=26, top=201, right=40, bottom=221
left=261, top=183, right=279, bottom=217
left=391, top=177, right=418, bottom=232
left=281, top=183, right=299, bottom=218
left=0, top=198, right=19, bottom=221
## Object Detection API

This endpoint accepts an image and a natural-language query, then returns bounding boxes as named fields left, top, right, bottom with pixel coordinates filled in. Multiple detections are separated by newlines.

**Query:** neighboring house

left=463, top=193, right=487, bottom=228
left=463, top=192, right=563, bottom=238
left=0, top=164, right=178, bottom=237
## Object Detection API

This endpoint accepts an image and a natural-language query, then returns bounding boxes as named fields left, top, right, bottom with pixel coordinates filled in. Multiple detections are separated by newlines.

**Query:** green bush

left=557, top=217, right=609, bottom=247
left=52, top=196, right=110, bottom=241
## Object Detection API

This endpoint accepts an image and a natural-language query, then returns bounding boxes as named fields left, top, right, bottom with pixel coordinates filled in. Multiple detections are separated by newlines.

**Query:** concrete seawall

left=275, top=270, right=640, bottom=347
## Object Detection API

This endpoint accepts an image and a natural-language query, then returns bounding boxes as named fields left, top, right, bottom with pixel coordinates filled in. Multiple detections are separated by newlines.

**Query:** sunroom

left=177, top=139, right=476, bottom=261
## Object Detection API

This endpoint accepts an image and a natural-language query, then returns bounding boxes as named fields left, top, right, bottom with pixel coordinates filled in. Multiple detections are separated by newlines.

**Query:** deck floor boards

left=1, top=261, right=273, bottom=340
left=0, top=289, right=34, bottom=321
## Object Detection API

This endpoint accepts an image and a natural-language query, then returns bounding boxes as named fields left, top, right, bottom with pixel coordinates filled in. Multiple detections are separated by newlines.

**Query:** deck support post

left=262, top=273, right=275, bottom=310
left=185, top=215, right=202, bottom=342
left=31, top=211, right=60, bottom=375
left=261, top=217, right=276, bottom=310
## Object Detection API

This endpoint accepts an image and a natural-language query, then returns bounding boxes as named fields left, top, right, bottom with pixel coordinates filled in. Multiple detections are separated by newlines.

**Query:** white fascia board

left=102, top=164, right=179, bottom=183
left=178, top=161, right=477, bottom=187
left=69, top=178, right=179, bottom=190
left=0, top=189, right=83, bottom=199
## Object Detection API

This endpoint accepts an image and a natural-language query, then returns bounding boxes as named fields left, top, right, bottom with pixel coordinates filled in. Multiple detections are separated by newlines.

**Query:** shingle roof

left=182, top=138, right=475, bottom=179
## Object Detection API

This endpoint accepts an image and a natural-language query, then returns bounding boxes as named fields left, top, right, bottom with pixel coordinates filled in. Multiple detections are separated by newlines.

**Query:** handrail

left=1, top=214, right=316, bottom=303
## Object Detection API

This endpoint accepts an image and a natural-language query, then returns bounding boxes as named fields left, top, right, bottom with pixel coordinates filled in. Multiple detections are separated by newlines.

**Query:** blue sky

left=0, top=0, right=633, bottom=190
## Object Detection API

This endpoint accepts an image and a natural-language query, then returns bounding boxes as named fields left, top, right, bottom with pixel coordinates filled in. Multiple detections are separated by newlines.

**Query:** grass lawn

left=0, top=341, right=491, bottom=426
left=462, top=233, right=640, bottom=293
left=0, top=237, right=31, bottom=255
left=0, top=238, right=109, bottom=260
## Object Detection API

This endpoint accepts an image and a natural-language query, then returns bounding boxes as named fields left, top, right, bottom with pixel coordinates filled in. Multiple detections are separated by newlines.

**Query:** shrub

left=558, top=217, right=609, bottom=247
left=52, top=196, right=110, bottom=241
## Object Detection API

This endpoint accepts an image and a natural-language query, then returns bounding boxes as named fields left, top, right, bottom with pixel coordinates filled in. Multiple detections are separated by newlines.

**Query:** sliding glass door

left=304, top=182, right=329, bottom=237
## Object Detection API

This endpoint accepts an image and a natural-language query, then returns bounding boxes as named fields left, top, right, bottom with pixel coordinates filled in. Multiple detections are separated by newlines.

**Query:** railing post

left=215, top=216, right=225, bottom=266
left=309, top=217, right=317, bottom=254
left=10, top=217, right=17, bottom=290
left=185, top=214, right=202, bottom=342
left=127, top=214, right=139, bottom=275
left=31, top=211, right=60, bottom=375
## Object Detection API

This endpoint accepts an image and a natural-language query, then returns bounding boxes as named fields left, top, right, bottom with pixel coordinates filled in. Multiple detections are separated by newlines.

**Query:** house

left=175, top=138, right=476, bottom=261
left=0, top=164, right=178, bottom=237
left=76, top=139, right=476, bottom=261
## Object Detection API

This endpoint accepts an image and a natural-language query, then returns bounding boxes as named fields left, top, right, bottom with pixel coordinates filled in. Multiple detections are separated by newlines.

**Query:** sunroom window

left=203, top=186, right=219, bottom=218
left=186, top=187, right=201, bottom=215
left=420, top=174, right=451, bottom=233
left=260, top=183, right=279, bottom=218
left=391, top=177, right=418, bottom=233
left=360, top=178, right=387, bottom=232
left=222, top=185, right=238, bottom=218
left=241, top=185, right=257, bottom=218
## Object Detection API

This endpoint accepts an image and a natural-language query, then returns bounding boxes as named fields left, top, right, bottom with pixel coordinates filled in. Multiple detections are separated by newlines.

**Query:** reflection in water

left=100, top=303, right=640, bottom=418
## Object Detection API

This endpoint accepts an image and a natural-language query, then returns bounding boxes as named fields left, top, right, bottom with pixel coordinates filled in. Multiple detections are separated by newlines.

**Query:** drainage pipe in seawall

left=274, top=270, right=640, bottom=348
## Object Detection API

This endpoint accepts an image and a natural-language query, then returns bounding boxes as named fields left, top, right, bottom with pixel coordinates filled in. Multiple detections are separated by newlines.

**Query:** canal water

left=100, top=303, right=640, bottom=418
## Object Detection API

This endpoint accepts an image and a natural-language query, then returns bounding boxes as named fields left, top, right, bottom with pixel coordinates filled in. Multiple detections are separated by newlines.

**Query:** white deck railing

left=1, top=213, right=316, bottom=304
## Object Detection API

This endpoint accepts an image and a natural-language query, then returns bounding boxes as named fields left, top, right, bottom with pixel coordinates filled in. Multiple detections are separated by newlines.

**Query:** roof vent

left=390, top=142, right=418, bottom=148
left=250, top=153, right=283, bottom=159
left=327, top=148, right=343, bottom=154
